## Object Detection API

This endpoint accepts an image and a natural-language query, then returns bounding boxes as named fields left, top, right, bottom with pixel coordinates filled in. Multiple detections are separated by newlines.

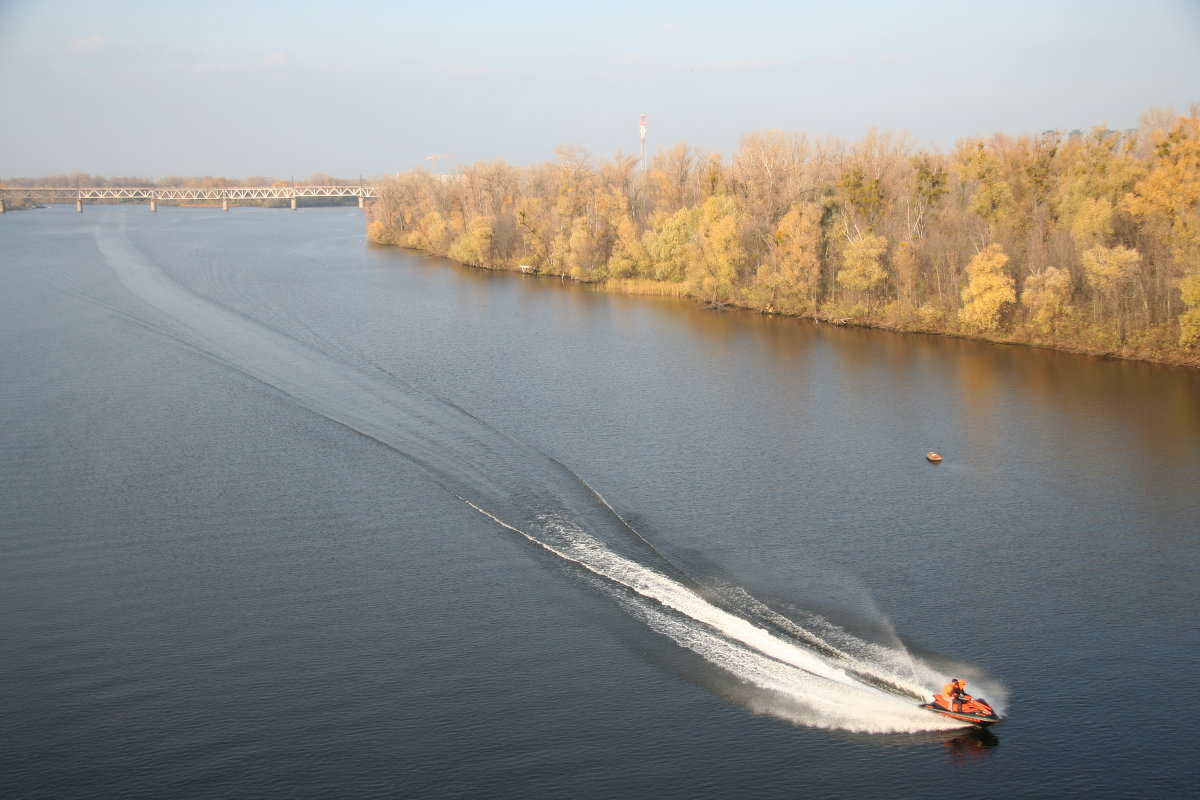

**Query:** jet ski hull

left=919, top=702, right=1001, bottom=727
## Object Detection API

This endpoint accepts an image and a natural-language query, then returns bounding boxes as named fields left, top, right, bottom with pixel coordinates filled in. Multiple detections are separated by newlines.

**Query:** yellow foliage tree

left=1124, top=115, right=1200, bottom=263
left=1124, top=114, right=1200, bottom=341
left=958, top=141, right=1014, bottom=229
left=1070, top=197, right=1114, bottom=250
left=1080, top=245, right=1141, bottom=295
left=366, top=218, right=397, bottom=245
left=607, top=213, right=648, bottom=278
left=1055, top=127, right=1145, bottom=239
left=1179, top=273, right=1200, bottom=346
left=407, top=211, right=451, bottom=253
left=891, top=239, right=919, bottom=316
left=836, top=231, right=888, bottom=312
left=447, top=215, right=495, bottom=267
left=753, top=202, right=823, bottom=313
left=648, top=142, right=698, bottom=211
left=959, top=244, right=1015, bottom=332
left=516, top=197, right=551, bottom=268
left=563, top=216, right=606, bottom=280
left=1021, top=266, right=1074, bottom=334
left=645, top=205, right=699, bottom=282
left=686, top=195, right=745, bottom=306
left=603, top=189, right=648, bottom=279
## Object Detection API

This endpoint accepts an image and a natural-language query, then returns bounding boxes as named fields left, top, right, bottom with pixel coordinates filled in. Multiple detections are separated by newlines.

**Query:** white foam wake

left=455, top=497, right=973, bottom=733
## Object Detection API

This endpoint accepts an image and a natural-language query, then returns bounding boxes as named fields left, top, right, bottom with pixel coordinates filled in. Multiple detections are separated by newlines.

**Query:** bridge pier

left=290, top=195, right=297, bottom=211
left=0, top=195, right=6, bottom=213
left=76, top=196, right=83, bottom=213
left=150, top=198, right=157, bottom=212
left=358, top=195, right=364, bottom=209
left=222, top=198, right=229, bottom=212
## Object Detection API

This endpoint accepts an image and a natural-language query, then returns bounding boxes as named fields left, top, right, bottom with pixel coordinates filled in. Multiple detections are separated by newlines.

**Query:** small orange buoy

left=926, top=452, right=943, bottom=463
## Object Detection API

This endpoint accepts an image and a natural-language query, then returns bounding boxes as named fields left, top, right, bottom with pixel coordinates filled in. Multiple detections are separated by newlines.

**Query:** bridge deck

left=1, top=185, right=377, bottom=201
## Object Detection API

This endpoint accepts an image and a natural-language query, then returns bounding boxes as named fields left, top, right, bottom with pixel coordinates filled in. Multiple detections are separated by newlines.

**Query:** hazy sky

left=1, top=0, right=1197, bottom=179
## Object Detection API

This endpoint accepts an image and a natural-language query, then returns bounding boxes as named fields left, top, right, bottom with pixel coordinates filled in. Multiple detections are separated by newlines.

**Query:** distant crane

left=426, top=154, right=457, bottom=173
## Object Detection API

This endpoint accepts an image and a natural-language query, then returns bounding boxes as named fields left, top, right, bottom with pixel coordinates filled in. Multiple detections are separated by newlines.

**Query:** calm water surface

left=2, top=206, right=1197, bottom=798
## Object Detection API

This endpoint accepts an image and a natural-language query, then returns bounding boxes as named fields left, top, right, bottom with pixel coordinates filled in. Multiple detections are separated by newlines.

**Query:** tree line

left=367, top=108, right=1200, bottom=365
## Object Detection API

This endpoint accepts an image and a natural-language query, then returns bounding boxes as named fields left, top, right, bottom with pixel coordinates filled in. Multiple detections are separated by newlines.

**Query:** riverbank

left=372, top=241, right=1200, bottom=369
left=0, top=196, right=41, bottom=211
left=365, top=113, right=1200, bottom=369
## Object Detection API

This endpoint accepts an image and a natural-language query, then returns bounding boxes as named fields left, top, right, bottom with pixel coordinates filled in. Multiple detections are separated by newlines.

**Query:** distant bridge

left=0, top=184, right=377, bottom=212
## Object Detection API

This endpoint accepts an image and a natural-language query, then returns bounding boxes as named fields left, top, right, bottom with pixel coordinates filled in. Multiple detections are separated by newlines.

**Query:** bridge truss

left=0, top=184, right=377, bottom=211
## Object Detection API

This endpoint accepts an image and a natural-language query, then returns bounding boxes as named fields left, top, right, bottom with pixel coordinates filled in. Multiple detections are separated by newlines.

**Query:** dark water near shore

left=2, top=206, right=1198, bottom=798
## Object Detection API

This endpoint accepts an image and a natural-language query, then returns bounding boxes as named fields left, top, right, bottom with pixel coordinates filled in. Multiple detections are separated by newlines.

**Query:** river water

left=2, top=205, right=1197, bottom=798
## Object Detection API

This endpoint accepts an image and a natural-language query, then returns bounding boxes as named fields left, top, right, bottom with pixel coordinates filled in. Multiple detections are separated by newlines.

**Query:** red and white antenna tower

left=639, top=114, right=647, bottom=165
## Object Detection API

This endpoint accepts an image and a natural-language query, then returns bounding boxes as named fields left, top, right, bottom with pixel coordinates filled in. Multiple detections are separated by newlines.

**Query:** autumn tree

left=448, top=215, right=496, bottom=267
left=1080, top=245, right=1142, bottom=335
left=516, top=196, right=552, bottom=268
left=753, top=201, right=824, bottom=313
left=1179, top=273, right=1200, bottom=346
left=604, top=188, right=649, bottom=278
left=643, top=205, right=699, bottom=282
left=1022, top=267, right=1075, bottom=335
left=955, top=139, right=1014, bottom=241
left=648, top=142, right=699, bottom=214
left=835, top=229, right=888, bottom=315
left=1124, top=113, right=1200, bottom=341
left=686, top=195, right=746, bottom=307
left=959, top=244, right=1015, bottom=332
left=407, top=210, right=452, bottom=253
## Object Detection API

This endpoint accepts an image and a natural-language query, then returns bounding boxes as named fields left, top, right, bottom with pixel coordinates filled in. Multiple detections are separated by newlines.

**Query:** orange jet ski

left=919, top=685, right=1001, bottom=727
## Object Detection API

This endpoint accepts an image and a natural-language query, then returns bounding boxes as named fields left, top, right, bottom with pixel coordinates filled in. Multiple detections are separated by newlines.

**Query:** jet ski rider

left=942, top=678, right=968, bottom=711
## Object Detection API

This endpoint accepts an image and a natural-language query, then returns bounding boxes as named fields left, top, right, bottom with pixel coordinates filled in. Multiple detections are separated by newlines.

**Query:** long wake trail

left=93, top=214, right=1000, bottom=733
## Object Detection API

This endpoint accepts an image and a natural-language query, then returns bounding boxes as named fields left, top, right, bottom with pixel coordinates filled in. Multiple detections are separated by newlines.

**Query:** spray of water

left=92, top=213, right=1002, bottom=733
